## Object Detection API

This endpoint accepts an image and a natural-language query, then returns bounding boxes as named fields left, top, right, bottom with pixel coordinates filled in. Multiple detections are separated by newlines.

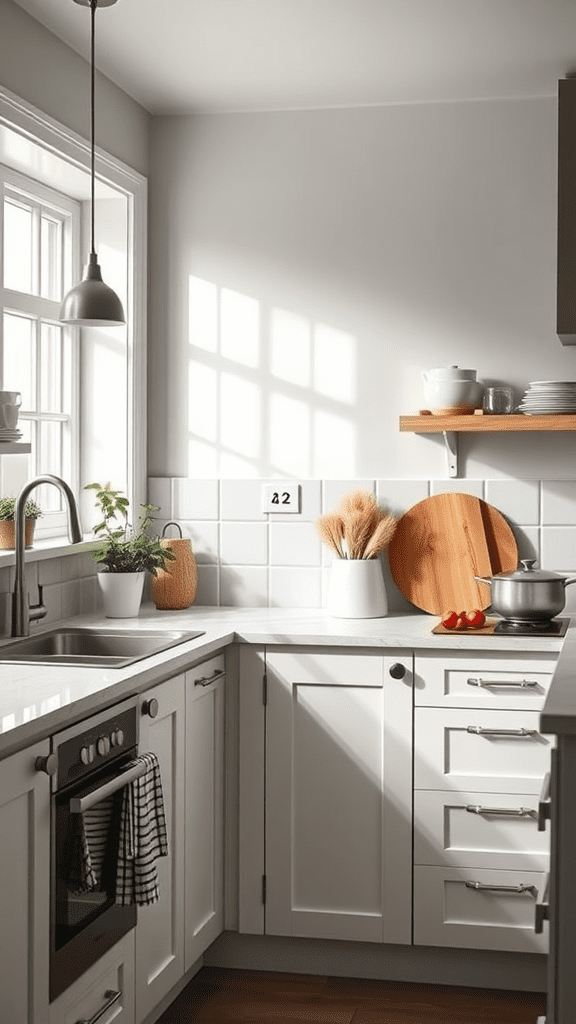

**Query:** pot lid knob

left=520, top=559, right=537, bottom=572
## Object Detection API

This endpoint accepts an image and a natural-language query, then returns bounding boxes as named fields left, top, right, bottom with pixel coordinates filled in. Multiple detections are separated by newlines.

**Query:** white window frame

left=0, top=166, right=80, bottom=536
left=0, top=84, right=147, bottom=546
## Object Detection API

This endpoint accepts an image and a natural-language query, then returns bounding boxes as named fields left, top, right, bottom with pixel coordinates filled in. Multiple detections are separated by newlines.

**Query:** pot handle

left=563, top=577, right=576, bottom=588
left=474, top=575, right=493, bottom=586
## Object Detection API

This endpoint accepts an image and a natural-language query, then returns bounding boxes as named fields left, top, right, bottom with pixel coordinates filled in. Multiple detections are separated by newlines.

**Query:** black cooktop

left=493, top=617, right=569, bottom=637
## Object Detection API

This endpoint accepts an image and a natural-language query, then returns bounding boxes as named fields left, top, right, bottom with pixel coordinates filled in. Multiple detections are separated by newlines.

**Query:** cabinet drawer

left=415, top=651, right=556, bottom=710
left=413, top=865, right=548, bottom=953
left=414, top=790, right=549, bottom=870
left=415, top=708, right=553, bottom=794
left=187, top=653, right=225, bottom=688
left=49, top=932, right=134, bottom=1024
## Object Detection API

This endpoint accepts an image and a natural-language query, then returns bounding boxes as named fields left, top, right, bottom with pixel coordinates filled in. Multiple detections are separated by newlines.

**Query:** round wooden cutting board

left=387, top=492, right=518, bottom=615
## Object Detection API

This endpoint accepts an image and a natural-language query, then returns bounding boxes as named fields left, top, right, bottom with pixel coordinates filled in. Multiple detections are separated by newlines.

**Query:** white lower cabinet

left=184, top=653, right=226, bottom=969
left=135, top=675, right=186, bottom=1024
left=0, top=740, right=50, bottom=1024
left=414, top=650, right=556, bottom=954
left=241, top=647, right=414, bottom=944
left=49, top=932, right=135, bottom=1024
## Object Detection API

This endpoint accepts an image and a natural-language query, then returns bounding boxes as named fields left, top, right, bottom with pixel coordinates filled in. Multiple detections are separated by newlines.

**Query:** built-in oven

left=50, top=696, right=144, bottom=1001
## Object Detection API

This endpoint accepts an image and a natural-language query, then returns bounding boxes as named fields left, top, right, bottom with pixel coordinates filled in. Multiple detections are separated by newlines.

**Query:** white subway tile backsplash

left=323, top=480, right=375, bottom=513
left=194, top=565, right=219, bottom=605
left=221, top=522, right=268, bottom=565
left=485, top=479, right=540, bottom=526
left=61, top=580, right=81, bottom=619
left=270, top=522, right=322, bottom=567
left=270, top=567, right=322, bottom=608
left=376, top=480, right=429, bottom=515
left=172, top=478, right=219, bottom=520
left=512, top=526, right=540, bottom=563
left=271, top=480, right=322, bottom=522
left=220, top=566, right=268, bottom=607
left=541, top=527, right=576, bottom=571
left=430, top=479, right=484, bottom=498
left=180, top=521, right=219, bottom=564
left=220, top=479, right=265, bottom=521
left=542, top=481, right=576, bottom=525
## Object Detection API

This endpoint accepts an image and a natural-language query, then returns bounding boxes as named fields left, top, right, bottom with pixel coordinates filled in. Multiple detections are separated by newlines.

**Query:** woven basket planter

left=150, top=522, right=197, bottom=610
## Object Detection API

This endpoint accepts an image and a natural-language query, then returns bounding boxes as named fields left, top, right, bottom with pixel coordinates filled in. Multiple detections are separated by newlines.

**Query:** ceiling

left=11, top=0, right=576, bottom=115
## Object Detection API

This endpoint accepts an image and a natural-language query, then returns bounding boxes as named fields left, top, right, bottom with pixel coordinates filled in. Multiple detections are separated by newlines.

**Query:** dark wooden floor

left=156, top=967, right=547, bottom=1023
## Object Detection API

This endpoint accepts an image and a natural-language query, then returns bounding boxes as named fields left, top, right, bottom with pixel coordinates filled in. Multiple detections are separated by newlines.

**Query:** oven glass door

left=51, top=748, right=140, bottom=1000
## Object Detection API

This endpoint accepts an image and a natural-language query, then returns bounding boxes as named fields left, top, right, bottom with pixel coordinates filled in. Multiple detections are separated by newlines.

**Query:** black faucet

left=11, top=475, right=83, bottom=637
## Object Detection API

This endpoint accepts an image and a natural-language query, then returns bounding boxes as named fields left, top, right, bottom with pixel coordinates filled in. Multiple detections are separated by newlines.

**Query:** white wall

left=0, top=0, right=149, bottom=177
left=149, top=97, right=576, bottom=481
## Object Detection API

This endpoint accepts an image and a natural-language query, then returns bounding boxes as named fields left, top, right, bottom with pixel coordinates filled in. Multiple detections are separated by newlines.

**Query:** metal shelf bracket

left=443, top=431, right=458, bottom=477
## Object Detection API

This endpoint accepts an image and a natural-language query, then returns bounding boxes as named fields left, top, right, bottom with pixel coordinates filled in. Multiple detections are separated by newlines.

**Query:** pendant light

left=60, top=0, right=125, bottom=327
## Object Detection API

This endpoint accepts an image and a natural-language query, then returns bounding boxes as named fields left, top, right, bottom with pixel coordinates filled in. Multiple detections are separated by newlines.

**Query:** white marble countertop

left=0, top=605, right=570, bottom=759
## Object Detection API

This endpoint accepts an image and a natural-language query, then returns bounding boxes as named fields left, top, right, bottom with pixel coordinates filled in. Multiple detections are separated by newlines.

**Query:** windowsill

left=0, top=535, right=99, bottom=568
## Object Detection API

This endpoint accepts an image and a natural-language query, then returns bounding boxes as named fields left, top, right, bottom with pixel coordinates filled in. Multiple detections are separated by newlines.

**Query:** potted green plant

left=85, top=482, right=175, bottom=617
left=0, top=495, right=43, bottom=550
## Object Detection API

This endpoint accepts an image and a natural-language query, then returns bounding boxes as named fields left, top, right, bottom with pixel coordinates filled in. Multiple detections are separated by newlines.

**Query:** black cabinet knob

left=389, top=662, right=406, bottom=679
left=142, top=697, right=159, bottom=718
left=35, top=753, right=57, bottom=776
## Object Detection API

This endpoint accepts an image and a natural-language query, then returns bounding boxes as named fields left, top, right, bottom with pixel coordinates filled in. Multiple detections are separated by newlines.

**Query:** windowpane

left=4, top=199, right=33, bottom=293
left=40, top=322, right=62, bottom=412
left=3, top=312, right=35, bottom=408
left=40, top=215, right=62, bottom=300
left=38, top=421, right=62, bottom=511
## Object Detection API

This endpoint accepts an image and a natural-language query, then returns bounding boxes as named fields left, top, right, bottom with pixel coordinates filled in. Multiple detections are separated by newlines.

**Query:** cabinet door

left=135, top=675, right=185, bottom=1024
left=265, top=647, right=413, bottom=944
left=0, top=740, right=50, bottom=1024
left=185, top=653, right=225, bottom=969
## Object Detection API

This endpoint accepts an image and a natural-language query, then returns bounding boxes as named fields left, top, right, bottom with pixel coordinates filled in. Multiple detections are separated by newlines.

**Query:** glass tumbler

left=483, top=386, right=514, bottom=414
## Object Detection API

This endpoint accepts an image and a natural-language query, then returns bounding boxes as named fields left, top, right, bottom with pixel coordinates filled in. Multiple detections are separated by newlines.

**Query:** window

left=0, top=166, right=80, bottom=535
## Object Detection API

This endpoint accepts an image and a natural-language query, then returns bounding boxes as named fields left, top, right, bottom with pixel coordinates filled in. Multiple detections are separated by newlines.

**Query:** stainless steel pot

left=474, top=559, right=576, bottom=622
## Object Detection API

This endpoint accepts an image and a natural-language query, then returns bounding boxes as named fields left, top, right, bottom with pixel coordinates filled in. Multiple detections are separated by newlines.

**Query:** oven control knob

left=80, top=744, right=95, bottom=765
left=111, top=729, right=124, bottom=748
left=97, top=735, right=111, bottom=757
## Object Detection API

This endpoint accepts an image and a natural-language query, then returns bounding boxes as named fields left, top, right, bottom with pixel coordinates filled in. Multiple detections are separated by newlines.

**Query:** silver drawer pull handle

left=535, top=874, right=550, bottom=934
left=465, top=881, right=538, bottom=897
left=538, top=772, right=552, bottom=831
left=465, top=804, right=537, bottom=818
left=466, top=726, right=538, bottom=737
left=194, top=668, right=225, bottom=687
left=467, top=677, right=540, bottom=689
left=76, top=989, right=121, bottom=1024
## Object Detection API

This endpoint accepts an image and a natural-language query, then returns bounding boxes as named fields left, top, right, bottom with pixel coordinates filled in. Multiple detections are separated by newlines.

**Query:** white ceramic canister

left=97, top=570, right=145, bottom=617
left=422, top=365, right=484, bottom=415
left=327, top=558, right=388, bottom=618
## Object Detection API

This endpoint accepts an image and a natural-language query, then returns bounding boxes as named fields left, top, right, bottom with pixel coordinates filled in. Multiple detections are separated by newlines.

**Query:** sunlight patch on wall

left=314, top=409, right=356, bottom=478
left=313, top=324, right=356, bottom=405
left=188, top=360, right=217, bottom=442
left=220, top=372, right=261, bottom=459
left=221, top=288, right=259, bottom=368
left=271, top=308, right=311, bottom=387
left=269, top=392, right=311, bottom=476
left=189, top=276, right=218, bottom=353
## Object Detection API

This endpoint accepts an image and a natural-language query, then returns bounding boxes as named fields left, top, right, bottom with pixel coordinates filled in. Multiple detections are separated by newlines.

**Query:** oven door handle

left=70, top=760, right=147, bottom=813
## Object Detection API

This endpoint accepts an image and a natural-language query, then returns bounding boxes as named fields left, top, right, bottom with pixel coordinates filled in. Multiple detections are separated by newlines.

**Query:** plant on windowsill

left=85, top=482, right=175, bottom=618
left=0, top=496, right=43, bottom=550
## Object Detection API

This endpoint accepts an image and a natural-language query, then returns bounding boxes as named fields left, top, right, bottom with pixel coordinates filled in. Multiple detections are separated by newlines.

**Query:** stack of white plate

left=518, top=381, right=576, bottom=415
left=0, top=428, right=22, bottom=441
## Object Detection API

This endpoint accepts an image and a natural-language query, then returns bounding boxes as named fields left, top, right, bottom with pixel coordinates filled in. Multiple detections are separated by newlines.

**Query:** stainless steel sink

left=0, top=627, right=205, bottom=667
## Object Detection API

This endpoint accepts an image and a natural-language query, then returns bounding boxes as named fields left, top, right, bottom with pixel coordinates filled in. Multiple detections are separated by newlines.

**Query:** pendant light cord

left=90, top=0, right=96, bottom=257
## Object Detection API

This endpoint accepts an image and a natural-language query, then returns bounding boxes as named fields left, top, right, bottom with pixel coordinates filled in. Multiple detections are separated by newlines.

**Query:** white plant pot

left=327, top=558, right=388, bottom=619
left=97, top=571, right=145, bottom=618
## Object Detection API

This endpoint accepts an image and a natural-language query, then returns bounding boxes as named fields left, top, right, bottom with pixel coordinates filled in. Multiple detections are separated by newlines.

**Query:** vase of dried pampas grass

left=316, top=489, right=397, bottom=619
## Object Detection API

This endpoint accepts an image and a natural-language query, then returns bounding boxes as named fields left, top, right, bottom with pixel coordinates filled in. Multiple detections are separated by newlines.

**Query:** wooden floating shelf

left=399, top=414, right=576, bottom=478
left=400, top=414, right=576, bottom=433
left=0, top=442, right=31, bottom=454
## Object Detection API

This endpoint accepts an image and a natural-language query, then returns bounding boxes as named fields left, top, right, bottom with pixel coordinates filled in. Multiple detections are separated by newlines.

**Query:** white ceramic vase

left=327, top=558, right=388, bottom=618
left=97, top=571, right=145, bottom=618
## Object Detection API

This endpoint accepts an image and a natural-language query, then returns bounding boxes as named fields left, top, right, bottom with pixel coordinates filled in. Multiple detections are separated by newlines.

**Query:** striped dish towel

left=115, top=751, right=168, bottom=906
left=68, top=795, right=116, bottom=893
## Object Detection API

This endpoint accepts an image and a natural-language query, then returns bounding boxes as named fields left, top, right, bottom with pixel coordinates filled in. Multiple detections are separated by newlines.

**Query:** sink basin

left=0, top=627, right=205, bottom=667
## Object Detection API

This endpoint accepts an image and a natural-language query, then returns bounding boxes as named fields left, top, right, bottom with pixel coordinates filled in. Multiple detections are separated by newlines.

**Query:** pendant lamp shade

left=60, top=0, right=125, bottom=327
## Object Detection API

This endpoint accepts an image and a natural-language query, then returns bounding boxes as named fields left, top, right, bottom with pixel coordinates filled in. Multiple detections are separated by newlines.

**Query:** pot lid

left=494, top=559, right=568, bottom=582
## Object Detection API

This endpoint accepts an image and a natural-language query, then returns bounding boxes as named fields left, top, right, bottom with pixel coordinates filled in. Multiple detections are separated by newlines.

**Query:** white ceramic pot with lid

left=422, top=365, right=484, bottom=415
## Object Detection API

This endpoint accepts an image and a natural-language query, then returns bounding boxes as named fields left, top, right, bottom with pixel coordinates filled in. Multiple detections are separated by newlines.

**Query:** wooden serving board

left=432, top=617, right=500, bottom=636
left=387, top=492, right=518, bottom=615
